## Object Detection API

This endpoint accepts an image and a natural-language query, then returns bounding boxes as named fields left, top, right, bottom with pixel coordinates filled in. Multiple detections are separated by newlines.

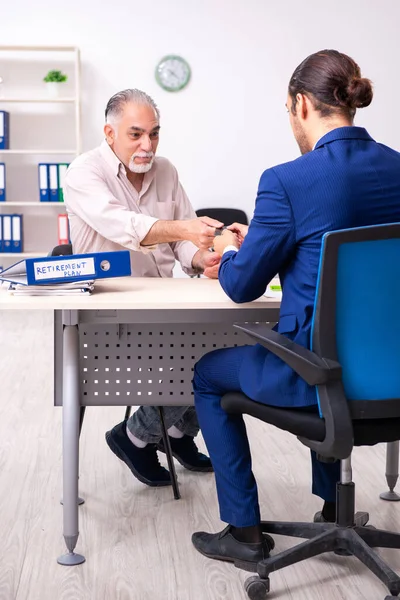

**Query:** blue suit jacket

left=219, top=127, right=400, bottom=407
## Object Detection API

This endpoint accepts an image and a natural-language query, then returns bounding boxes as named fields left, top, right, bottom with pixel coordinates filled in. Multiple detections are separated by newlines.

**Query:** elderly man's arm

left=165, top=179, right=222, bottom=277
left=64, top=165, right=222, bottom=251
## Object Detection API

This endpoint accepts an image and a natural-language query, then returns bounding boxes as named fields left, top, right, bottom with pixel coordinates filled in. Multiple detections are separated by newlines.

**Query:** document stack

left=38, top=163, right=70, bottom=202
left=0, top=249, right=132, bottom=296
left=9, top=280, right=95, bottom=297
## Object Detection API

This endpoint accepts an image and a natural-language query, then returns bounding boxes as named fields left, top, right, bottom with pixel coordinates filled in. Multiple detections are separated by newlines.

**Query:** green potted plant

left=43, top=70, right=68, bottom=98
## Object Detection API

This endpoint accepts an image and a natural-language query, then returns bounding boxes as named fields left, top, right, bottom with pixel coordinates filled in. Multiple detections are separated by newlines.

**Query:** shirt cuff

left=222, top=245, right=239, bottom=255
left=137, top=216, right=159, bottom=253
left=176, top=241, right=199, bottom=275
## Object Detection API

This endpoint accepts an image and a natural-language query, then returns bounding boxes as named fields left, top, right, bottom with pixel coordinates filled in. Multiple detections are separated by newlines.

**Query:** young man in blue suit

left=191, top=49, right=400, bottom=570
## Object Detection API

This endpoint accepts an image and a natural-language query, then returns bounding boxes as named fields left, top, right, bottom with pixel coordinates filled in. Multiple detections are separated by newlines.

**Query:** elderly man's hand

left=184, top=217, right=224, bottom=249
left=192, top=250, right=221, bottom=278
left=213, top=229, right=240, bottom=255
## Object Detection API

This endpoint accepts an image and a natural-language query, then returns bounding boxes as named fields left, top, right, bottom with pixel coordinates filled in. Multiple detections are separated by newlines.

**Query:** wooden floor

left=1, top=309, right=400, bottom=600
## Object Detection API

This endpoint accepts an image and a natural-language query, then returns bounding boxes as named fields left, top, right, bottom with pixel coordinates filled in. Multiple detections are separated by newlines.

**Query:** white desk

left=0, top=277, right=280, bottom=565
left=2, top=278, right=397, bottom=566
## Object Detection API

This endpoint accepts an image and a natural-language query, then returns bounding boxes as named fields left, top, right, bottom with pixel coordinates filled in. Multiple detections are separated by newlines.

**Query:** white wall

left=1, top=0, right=400, bottom=258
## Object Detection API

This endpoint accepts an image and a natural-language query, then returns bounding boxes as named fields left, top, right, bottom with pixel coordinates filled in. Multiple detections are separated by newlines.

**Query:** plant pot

left=46, top=82, right=64, bottom=98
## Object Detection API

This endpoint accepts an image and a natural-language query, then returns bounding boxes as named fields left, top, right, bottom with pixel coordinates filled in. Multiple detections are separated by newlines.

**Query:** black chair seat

left=51, top=243, right=73, bottom=256
left=196, top=208, right=248, bottom=226
left=221, top=392, right=400, bottom=448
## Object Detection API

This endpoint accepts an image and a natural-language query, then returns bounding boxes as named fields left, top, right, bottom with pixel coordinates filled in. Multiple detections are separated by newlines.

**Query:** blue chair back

left=312, top=224, right=400, bottom=416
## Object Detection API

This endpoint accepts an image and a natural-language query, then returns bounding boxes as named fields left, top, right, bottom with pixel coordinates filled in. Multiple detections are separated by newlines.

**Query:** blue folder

left=0, top=250, right=132, bottom=286
left=0, top=163, right=6, bottom=201
left=0, top=111, right=9, bottom=150
left=38, top=163, right=50, bottom=202
left=11, top=214, right=23, bottom=253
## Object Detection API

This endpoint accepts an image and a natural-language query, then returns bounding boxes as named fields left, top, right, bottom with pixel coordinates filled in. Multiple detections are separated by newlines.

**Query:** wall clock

left=155, top=55, right=191, bottom=92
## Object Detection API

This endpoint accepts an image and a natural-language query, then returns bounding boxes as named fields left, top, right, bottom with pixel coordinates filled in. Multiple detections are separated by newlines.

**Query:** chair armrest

left=234, top=323, right=342, bottom=386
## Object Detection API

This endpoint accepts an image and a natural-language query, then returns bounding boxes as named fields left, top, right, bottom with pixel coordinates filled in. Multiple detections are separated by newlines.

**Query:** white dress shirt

left=64, top=141, right=198, bottom=277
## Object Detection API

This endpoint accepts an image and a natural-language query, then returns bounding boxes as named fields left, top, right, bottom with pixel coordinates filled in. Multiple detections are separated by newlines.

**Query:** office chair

left=50, top=243, right=73, bottom=256
left=221, top=223, right=400, bottom=600
left=196, top=207, right=248, bottom=226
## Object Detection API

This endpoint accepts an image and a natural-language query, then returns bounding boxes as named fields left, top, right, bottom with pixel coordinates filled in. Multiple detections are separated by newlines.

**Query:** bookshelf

left=0, top=46, right=81, bottom=262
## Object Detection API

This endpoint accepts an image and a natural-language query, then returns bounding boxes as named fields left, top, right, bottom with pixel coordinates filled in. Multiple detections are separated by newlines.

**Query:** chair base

left=244, top=519, right=400, bottom=599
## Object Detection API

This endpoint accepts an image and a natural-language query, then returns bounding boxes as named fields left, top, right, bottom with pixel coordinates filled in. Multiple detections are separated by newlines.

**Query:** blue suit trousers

left=193, top=346, right=340, bottom=527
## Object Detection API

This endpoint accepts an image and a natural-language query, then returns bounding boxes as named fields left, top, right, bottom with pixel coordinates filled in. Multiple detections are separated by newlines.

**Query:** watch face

left=155, top=55, right=191, bottom=92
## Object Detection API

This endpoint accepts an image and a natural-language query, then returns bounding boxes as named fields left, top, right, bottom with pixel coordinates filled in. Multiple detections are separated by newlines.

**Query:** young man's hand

left=213, top=229, right=240, bottom=255
left=226, top=222, right=249, bottom=246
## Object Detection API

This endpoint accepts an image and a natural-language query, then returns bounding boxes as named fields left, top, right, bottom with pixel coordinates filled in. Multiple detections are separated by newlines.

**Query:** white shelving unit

left=3, top=202, right=68, bottom=207
left=0, top=46, right=81, bottom=261
left=1, top=98, right=76, bottom=103
left=1, top=149, right=77, bottom=155
left=1, top=252, right=48, bottom=258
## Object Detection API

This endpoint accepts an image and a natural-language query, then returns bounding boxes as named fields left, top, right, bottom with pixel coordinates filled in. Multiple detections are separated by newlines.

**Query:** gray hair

left=105, top=89, right=160, bottom=123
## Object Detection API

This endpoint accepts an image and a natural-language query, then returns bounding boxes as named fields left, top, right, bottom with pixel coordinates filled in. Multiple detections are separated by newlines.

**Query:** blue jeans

left=193, top=346, right=340, bottom=527
left=127, top=406, right=199, bottom=443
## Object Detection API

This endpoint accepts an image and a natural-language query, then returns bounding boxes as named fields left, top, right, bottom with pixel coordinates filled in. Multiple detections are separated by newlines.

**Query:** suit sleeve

left=219, top=168, right=296, bottom=303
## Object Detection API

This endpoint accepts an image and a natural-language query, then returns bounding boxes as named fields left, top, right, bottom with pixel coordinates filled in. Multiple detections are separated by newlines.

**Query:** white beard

left=128, top=152, right=155, bottom=173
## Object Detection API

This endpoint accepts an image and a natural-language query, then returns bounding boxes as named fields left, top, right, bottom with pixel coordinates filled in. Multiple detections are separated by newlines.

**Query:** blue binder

left=0, top=215, right=3, bottom=252
left=2, top=214, right=12, bottom=253
left=0, top=163, right=5, bottom=201
left=0, top=250, right=132, bottom=286
left=0, top=111, right=9, bottom=150
left=11, top=214, right=23, bottom=253
left=48, top=163, right=59, bottom=201
left=38, top=163, right=50, bottom=202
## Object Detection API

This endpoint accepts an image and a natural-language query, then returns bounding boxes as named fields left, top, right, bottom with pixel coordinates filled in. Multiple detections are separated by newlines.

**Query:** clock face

left=155, top=55, right=191, bottom=92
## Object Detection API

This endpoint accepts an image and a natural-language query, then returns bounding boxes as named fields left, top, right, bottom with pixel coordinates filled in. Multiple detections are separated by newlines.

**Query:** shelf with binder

left=0, top=45, right=81, bottom=263
left=0, top=252, right=48, bottom=258
left=0, top=150, right=77, bottom=155
left=0, top=202, right=66, bottom=207
left=0, top=98, right=76, bottom=103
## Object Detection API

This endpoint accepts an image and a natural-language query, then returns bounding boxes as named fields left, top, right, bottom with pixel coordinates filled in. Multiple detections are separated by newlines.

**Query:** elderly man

left=64, top=88, right=222, bottom=488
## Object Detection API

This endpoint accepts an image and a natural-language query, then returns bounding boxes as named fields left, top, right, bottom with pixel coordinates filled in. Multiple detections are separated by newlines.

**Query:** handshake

left=187, top=216, right=249, bottom=279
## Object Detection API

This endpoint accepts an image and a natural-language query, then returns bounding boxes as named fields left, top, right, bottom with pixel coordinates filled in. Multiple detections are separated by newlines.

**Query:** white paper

left=12, top=215, right=21, bottom=240
left=48, top=164, right=58, bottom=189
left=58, top=164, right=68, bottom=188
left=39, top=164, right=48, bottom=189
left=33, top=257, right=96, bottom=281
left=264, top=277, right=282, bottom=299
left=0, top=164, right=4, bottom=188
left=58, top=214, right=68, bottom=240
left=2, top=215, right=11, bottom=240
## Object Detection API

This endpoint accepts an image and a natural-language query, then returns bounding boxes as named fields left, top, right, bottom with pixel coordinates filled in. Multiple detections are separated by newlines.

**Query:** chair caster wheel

left=245, top=576, right=270, bottom=600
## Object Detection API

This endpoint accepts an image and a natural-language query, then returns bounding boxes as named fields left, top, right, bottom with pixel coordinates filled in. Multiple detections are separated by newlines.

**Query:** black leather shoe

left=314, top=510, right=334, bottom=523
left=192, top=525, right=274, bottom=572
left=106, top=420, right=172, bottom=487
left=157, top=435, right=214, bottom=472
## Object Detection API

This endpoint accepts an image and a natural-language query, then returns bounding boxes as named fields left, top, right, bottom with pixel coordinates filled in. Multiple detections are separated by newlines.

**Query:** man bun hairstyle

left=289, top=50, right=373, bottom=118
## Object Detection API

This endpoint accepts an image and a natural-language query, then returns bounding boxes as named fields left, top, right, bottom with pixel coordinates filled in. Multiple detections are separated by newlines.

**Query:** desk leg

left=380, top=441, right=400, bottom=501
left=57, top=323, right=85, bottom=565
